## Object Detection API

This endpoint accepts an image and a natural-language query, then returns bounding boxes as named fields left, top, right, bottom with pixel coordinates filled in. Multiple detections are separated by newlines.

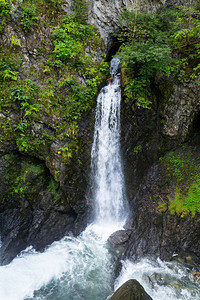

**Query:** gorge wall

left=0, top=0, right=200, bottom=266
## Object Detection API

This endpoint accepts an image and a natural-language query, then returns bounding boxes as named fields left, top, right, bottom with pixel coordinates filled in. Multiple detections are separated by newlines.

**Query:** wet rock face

left=87, top=0, right=194, bottom=49
left=0, top=108, right=94, bottom=264
left=87, top=0, right=161, bottom=48
left=0, top=153, right=76, bottom=265
left=120, top=75, right=200, bottom=262
left=122, top=161, right=200, bottom=261
left=163, top=80, right=200, bottom=141
left=110, top=279, right=153, bottom=300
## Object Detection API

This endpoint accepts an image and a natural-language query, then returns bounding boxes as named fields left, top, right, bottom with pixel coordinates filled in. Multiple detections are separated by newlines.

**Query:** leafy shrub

left=0, top=0, right=10, bottom=33
left=20, top=4, right=39, bottom=32
left=116, top=6, right=200, bottom=108
left=72, top=0, right=89, bottom=24
left=116, top=10, right=171, bottom=108
left=53, top=15, right=97, bottom=67
left=53, top=14, right=109, bottom=122
left=45, top=0, right=61, bottom=8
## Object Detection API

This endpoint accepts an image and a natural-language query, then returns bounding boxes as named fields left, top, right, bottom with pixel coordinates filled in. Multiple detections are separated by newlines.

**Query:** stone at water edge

left=110, top=279, right=153, bottom=300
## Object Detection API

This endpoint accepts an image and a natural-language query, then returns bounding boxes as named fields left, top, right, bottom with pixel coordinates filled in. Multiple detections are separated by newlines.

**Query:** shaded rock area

left=123, top=161, right=200, bottom=261
left=108, top=230, right=132, bottom=261
left=0, top=108, right=94, bottom=265
left=119, top=76, right=200, bottom=262
left=0, top=153, right=76, bottom=265
left=110, top=279, right=153, bottom=300
left=109, top=230, right=132, bottom=246
left=87, top=0, right=194, bottom=49
left=163, top=80, right=200, bottom=141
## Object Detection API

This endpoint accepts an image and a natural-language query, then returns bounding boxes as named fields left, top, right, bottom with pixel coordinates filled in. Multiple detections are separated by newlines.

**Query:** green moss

left=0, top=118, right=13, bottom=143
left=48, top=176, right=63, bottom=204
left=10, top=160, right=44, bottom=199
left=133, top=145, right=142, bottom=154
left=158, top=202, right=168, bottom=214
left=1, top=155, right=43, bottom=203
left=160, top=147, right=200, bottom=217
left=159, top=148, right=200, bottom=184
left=2, top=155, right=64, bottom=206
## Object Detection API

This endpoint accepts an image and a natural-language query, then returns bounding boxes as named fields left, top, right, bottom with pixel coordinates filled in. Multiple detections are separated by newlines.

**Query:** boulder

left=110, top=279, right=152, bottom=300
left=108, top=230, right=132, bottom=246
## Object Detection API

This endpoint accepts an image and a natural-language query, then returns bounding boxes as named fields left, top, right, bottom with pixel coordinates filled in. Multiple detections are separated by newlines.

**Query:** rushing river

left=0, top=58, right=200, bottom=300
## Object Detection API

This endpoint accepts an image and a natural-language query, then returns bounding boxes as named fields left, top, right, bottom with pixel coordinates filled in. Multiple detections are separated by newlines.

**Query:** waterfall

left=91, top=57, right=128, bottom=228
left=0, top=59, right=199, bottom=300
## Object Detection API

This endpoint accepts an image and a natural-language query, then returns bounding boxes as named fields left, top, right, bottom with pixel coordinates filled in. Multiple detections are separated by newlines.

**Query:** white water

left=0, top=226, right=115, bottom=300
left=115, top=258, right=200, bottom=300
left=91, top=58, right=128, bottom=227
left=0, top=58, right=200, bottom=300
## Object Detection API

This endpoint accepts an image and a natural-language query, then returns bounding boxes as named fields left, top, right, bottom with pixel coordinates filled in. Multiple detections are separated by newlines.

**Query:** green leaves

left=53, top=16, right=96, bottom=67
left=116, top=10, right=172, bottom=109
left=119, top=10, right=166, bottom=42
left=0, top=0, right=10, bottom=34
left=11, top=87, right=29, bottom=103
left=116, top=6, right=200, bottom=108
left=20, top=4, right=39, bottom=33
left=0, top=57, right=20, bottom=83
left=52, top=13, right=107, bottom=122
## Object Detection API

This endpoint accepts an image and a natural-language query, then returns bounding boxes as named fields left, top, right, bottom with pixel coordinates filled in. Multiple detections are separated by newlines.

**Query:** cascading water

left=0, top=58, right=199, bottom=300
left=91, top=57, right=128, bottom=228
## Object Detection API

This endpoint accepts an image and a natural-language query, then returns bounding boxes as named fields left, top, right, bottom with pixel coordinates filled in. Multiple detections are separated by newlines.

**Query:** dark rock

left=0, top=95, right=94, bottom=263
left=108, top=230, right=133, bottom=278
left=108, top=230, right=132, bottom=246
left=108, top=230, right=132, bottom=258
left=110, top=279, right=153, bottom=300
left=120, top=70, right=200, bottom=262
left=122, top=159, right=200, bottom=261
left=0, top=153, right=76, bottom=265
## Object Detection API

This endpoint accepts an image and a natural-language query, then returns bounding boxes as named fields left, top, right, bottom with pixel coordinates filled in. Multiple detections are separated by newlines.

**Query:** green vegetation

left=0, top=0, right=10, bottom=33
left=45, top=0, right=62, bottom=9
left=0, top=0, right=108, bottom=170
left=2, top=154, right=45, bottom=201
left=19, top=4, right=39, bottom=32
left=133, top=145, right=142, bottom=154
left=116, top=10, right=171, bottom=108
left=159, top=147, right=200, bottom=217
left=116, top=5, right=200, bottom=108
left=53, top=14, right=109, bottom=122
left=1, top=153, right=65, bottom=206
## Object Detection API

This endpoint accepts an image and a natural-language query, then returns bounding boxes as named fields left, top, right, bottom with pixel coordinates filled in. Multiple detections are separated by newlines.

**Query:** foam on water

left=115, top=258, right=200, bottom=300
left=0, top=227, right=114, bottom=300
